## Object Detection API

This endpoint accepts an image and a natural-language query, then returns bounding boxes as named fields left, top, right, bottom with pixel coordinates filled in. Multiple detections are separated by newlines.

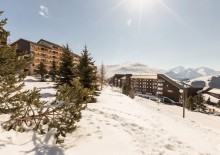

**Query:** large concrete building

left=12, top=39, right=80, bottom=75
left=110, top=73, right=203, bottom=102
left=130, top=74, right=158, bottom=95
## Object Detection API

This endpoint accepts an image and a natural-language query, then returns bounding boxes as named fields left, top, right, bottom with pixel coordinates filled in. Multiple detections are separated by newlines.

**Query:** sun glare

left=126, top=0, right=155, bottom=11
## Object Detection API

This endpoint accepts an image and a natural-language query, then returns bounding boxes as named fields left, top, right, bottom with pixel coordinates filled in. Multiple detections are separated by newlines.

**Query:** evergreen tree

left=2, top=79, right=90, bottom=144
left=36, top=62, right=47, bottom=82
left=0, top=11, right=9, bottom=45
left=49, top=60, right=58, bottom=82
left=59, top=44, right=76, bottom=86
left=206, top=97, right=211, bottom=105
left=0, top=12, right=31, bottom=114
left=100, top=62, right=106, bottom=90
left=194, top=94, right=205, bottom=112
left=0, top=11, right=90, bottom=144
left=77, top=45, right=97, bottom=91
left=122, top=83, right=131, bottom=96
left=185, top=96, right=195, bottom=111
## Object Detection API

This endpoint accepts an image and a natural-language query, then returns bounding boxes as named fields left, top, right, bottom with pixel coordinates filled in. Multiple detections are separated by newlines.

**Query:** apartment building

left=111, top=73, right=203, bottom=102
left=130, top=75, right=158, bottom=95
left=111, top=74, right=127, bottom=87
left=12, top=39, right=80, bottom=75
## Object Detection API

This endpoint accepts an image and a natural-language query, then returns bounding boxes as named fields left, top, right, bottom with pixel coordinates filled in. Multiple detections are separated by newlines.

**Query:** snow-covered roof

left=208, top=88, right=220, bottom=95
left=203, top=94, right=219, bottom=104
left=131, top=74, right=157, bottom=79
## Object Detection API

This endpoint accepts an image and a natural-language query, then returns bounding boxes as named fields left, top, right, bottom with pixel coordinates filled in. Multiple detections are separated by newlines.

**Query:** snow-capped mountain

left=166, top=66, right=220, bottom=80
left=100, top=62, right=220, bottom=81
left=195, top=67, right=220, bottom=77
left=103, top=62, right=165, bottom=78
left=168, top=66, right=186, bottom=74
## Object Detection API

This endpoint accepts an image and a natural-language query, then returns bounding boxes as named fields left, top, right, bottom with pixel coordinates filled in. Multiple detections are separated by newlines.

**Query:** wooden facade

left=12, top=39, right=80, bottom=75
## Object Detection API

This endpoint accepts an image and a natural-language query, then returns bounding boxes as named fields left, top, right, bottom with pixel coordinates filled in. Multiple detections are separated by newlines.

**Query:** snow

left=1, top=76, right=220, bottom=154
left=167, top=66, right=220, bottom=80
left=188, top=76, right=213, bottom=87
left=203, top=94, right=219, bottom=104
left=208, top=88, right=220, bottom=94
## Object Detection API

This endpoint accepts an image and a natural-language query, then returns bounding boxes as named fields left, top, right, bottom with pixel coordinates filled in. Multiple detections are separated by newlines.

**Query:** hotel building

left=12, top=39, right=80, bottom=75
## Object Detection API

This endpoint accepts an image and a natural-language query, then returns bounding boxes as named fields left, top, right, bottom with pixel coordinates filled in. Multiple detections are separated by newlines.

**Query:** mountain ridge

left=100, top=62, right=220, bottom=80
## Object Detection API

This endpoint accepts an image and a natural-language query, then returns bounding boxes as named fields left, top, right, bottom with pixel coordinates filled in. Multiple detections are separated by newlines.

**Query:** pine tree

left=77, top=45, right=97, bottom=91
left=0, top=11, right=9, bottom=45
left=194, top=94, right=205, bottom=112
left=49, top=60, right=58, bottom=82
left=185, top=96, right=195, bottom=111
left=36, top=62, right=47, bottom=82
left=0, top=12, right=32, bottom=114
left=206, top=97, right=211, bottom=105
left=100, top=62, right=106, bottom=90
left=59, top=44, right=76, bottom=86
left=1, top=11, right=90, bottom=144
left=122, top=83, right=131, bottom=96
left=2, top=79, right=90, bottom=144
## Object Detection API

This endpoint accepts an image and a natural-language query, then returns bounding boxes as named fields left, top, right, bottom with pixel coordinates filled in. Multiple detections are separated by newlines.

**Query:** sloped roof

left=158, top=74, right=184, bottom=89
left=37, top=39, right=63, bottom=48
left=208, top=88, right=220, bottom=95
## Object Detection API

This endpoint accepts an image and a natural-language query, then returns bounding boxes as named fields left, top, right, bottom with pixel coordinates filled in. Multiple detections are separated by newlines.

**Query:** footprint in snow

left=164, top=144, right=175, bottom=151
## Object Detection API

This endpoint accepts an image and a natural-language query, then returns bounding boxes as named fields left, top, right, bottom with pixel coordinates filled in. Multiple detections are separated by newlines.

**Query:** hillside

left=167, top=66, right=220, bottom=80
left=188, top=75, right=220, bottom=88
left=1, top=76, right=220, bottom=154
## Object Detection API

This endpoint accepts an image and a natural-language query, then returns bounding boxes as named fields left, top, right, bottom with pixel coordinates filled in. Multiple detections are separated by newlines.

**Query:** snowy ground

left=1, top=77, right=220, bottom=155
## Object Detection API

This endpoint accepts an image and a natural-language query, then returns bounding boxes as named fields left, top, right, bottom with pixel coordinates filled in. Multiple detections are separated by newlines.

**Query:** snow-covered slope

left=195, top=67, right=220, bottom=77
left=188, top=75, right=220, bottom=88
left=102, top=62, right=165, bottom=78
left=168, top=66, right=186, bottom=74
left=1, top=77, right=220, bottom=155
left=166, top=66, right=220, bottom=80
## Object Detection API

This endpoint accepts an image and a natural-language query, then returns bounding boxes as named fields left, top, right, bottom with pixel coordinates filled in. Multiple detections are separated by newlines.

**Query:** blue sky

left=1, top=0, right=220, bottom=70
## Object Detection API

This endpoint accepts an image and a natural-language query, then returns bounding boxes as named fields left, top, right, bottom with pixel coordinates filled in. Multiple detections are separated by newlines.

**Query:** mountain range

left=166, top=66, right=220, bottom=80
left=102, top=62, right=220, bottom=80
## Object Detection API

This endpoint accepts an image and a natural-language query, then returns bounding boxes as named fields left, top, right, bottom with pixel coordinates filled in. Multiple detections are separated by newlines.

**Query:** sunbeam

left=156, top=0, right=191, bottom=29
left=97, top=0, right=127, bottom=22
left=138, top=0, right=143, bottom=35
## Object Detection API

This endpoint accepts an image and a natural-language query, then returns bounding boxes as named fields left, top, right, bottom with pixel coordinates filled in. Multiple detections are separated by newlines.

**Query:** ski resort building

left=130, top=74, right=158, bottom=95
left=111, top=73, right=203, bottom=102
left=12, top=39, right=80, bottom=75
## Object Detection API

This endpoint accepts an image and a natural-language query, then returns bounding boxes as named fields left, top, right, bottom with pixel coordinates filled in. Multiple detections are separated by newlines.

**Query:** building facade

left=111, top=73, right=203, bottom=102
left=130, top=75, right=158, bottom=95
left=12, top=39, right=80, bottom=75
